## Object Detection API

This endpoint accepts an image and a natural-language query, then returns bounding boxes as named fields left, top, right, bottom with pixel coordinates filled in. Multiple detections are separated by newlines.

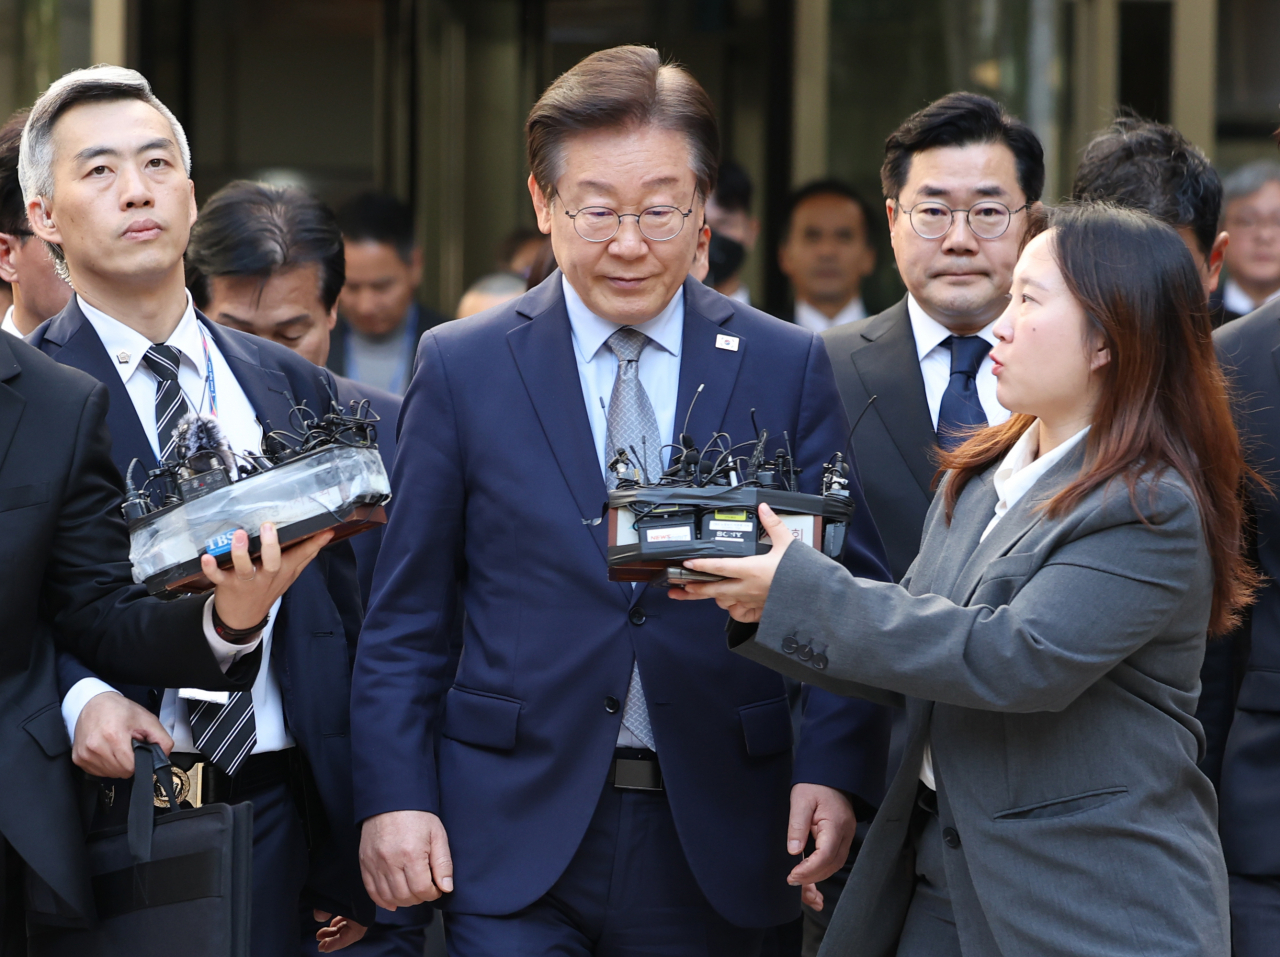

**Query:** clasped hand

left=669, top=502, right=792, bottom=621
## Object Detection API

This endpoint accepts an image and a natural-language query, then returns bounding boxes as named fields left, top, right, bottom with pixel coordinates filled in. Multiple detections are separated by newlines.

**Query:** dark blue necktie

left=936, top=335, right=993, bottom=451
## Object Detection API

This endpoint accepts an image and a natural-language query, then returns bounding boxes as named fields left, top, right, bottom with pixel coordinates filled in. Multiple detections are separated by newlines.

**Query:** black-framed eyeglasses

left=563, top=198, right=697, bottom=243
left=897, top=200, right=1031, bottom=240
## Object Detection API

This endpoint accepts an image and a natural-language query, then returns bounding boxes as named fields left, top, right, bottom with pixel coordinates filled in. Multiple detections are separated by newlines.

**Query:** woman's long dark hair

left=941, top=202, right=1258, bottom=635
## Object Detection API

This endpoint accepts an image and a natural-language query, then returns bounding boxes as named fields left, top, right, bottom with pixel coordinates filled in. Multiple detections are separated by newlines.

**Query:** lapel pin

left=116, top=350, right=130, bottom=364
left=715, top=334, right=739, bottom=352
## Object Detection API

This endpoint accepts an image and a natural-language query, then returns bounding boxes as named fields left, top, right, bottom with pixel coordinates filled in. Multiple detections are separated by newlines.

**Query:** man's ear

left=0, top=234, right=19, bottom=284
left=325, top=302, right=338, bottom=332
left=27, top=196, right=61, bottom=246
left=1204, top=231, right=1229, bottom=296
left=529, top=174, right=553, bottom=234
left=408, top=247, right=424, bottom=286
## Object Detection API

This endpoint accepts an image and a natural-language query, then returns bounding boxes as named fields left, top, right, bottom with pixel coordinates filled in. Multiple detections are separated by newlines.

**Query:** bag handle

left=128, top=741, right=178, bottom=864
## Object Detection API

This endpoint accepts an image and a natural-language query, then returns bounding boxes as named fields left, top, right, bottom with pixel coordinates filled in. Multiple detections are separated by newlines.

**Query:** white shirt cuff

left=61, top=679, right=122, bottom=743
left=202, top=596, right=271, bottom=671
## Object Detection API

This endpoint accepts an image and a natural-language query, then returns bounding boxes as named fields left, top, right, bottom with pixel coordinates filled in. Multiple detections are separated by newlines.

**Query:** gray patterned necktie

left=605, top=326, right=658, bottom=751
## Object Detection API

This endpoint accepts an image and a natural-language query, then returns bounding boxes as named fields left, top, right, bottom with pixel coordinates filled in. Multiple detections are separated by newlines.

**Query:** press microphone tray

left=128, top=444, right=391, bottom=596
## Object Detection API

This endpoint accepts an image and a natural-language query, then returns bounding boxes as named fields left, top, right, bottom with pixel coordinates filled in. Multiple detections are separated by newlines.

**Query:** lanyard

left=199, top=324, right=218, bottom=417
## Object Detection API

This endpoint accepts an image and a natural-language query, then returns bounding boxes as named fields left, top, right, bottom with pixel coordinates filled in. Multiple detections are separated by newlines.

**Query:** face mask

left=705, top=232, right=746, bottom=287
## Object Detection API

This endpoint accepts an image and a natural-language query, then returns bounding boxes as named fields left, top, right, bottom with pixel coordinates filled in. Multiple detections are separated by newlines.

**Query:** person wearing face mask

left=702, top=159, right=759, bottom=303
left=350, top=45, right=893, bottom=956
left=674, top=202, right=1245, bottom=957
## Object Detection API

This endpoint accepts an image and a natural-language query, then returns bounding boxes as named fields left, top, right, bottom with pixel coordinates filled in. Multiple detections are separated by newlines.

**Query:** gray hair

left=1222, top=159, right=1280, bottom=207
left=18, top=65, right=191, bottom=280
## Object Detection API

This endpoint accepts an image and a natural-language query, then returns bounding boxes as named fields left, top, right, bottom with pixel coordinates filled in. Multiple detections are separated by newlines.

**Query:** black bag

left=28, top=742, right=252, bottom=957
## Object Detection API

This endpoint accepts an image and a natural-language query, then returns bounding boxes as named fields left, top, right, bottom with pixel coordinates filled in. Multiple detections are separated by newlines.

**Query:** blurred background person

left=1070, top=113, right=1228, bottom=313
left=0, top=108, right=69, bottom=336
left=778, top=180, right=877, bottom=332
left=1216, top=160, right=1280, bottom=322
left=330, top=191, right=446, bottom=395
left=496, top=225, right=546, bottom=279
left=703, top=159, right=759, bottom=303
left=525, top=237, right=559, bottom=290
left=815, top=91, right=1036, bottom=957
left=454, top=271, right=525, bottom=318
left=185, top=179, right=434, bottom=957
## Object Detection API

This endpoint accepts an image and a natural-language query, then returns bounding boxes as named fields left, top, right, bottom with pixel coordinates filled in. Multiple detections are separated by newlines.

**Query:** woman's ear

left=1090, top=343, right=1111, bottom=372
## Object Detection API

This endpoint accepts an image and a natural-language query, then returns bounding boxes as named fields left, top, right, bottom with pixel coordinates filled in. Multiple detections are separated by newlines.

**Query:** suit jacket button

left=604, top=696, right=620, bottom=714
left=942, top=827, right=961, bottom=848
left=629, top=607, right=646, bottom=626
left=797, top=644, right=814, bottom=661
left=781, top=636, right=799, bottom=654
left=812, top=653, right=828, bottom=670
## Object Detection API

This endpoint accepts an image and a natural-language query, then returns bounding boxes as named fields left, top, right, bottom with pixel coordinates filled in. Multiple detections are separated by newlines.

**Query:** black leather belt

left=608, top=747, right=663, bottom=792
left=169, top=749, right=296, bottom=807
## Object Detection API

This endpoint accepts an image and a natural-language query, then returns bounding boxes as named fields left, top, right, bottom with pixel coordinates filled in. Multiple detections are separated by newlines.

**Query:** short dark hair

left=0, top=110, right=29, bottom=238
left=186, top=180, right=345, bottom=312
left=1070, top=112, right=1222, bottom=258
left=712, top=160, right=752, bottom=214
left=782, top=179, right=874, bottom=241
left=526, top=45, right=720, bottom=202
left=336, top=191, right=415, bottom=264
left=881, top=92, right=1045, bottom=204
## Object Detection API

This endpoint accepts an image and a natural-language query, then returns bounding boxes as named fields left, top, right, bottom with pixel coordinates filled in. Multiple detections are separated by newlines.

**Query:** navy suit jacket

left=28, top=298, right=375, bottom=924
left=350, top=273, right=892, bottom=926
left=1210, top=302, right=1280, bottom=876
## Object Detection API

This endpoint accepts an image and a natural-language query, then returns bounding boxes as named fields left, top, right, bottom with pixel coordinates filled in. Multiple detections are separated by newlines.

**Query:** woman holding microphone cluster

left=675, top=203, right=1252, bottom=957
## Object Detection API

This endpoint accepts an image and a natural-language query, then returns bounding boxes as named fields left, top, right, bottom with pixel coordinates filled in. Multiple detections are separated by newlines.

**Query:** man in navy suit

left=352, top=45, right=891, bottom=955
left=20, top=66, right=373, bottom=954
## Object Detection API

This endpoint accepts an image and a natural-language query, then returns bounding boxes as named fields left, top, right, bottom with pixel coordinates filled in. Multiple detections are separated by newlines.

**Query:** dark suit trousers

left=242, top=783, right=310, bottom=957
left=1229, top=874, right=1280, bottom=957
left=0, top=843, right=25, bottom=957
left=444, top=782, right=765, bottom=957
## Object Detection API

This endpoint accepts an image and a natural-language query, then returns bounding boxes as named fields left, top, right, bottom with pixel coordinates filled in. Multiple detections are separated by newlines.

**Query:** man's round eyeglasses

left=563, top=201, right=696, bottom=243
left=898, top=200, right=1031, bottom=240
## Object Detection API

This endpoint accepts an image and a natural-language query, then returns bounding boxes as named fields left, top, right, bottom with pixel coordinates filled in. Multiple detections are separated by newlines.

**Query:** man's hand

left=669, top=503, right=794, bottom=621
left=205, top=523, right=334, bottom=637
left=313, top=911, right=368, bottom=953
left=73, top=692, right=173, bottom=779
left=359, top=810, right=453, bottom=910
left=787, top=783, right=857, bottom=911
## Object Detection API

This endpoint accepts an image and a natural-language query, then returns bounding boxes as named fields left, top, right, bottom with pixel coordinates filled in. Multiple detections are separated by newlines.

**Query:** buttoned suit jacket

left=350, top=272, right=893, bottom=926
left=0, top=331, right=260, bottom=924
left=1209, top=301, right=1280, bottom=877
left=821, top=299, right=936, bottom=582
left=27, top=298, right=375, bottom=924
left=733, top=447, right=1229, bottom=957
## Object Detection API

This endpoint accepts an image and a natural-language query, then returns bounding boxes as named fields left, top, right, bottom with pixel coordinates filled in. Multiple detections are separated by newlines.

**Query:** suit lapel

left=849, top=301, right=938, bottom=497
left=201, top=314, right=299, bottom=435
left=949, top=441, right=1087, bottom=604
left=42, top=299, right=157, bottom=478
left=506, top=277, right=615, bottom=568
left=0, top=335, right=24, bottom=469
left=675, top=276, right=740, bottom=458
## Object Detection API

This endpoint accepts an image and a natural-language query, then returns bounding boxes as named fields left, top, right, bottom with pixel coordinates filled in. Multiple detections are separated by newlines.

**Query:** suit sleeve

left=43, top=383, right=261, bottom=690
left=737, top=480, right=1203, bottom=714
left=786, top=333, right=893, bottom=808
left=350, top=332, right=465, bottom=821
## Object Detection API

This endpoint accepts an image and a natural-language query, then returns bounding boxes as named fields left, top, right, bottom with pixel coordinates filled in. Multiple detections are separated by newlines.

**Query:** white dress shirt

left=1222, top=278, right=1280, bottom=317
left=563, top=276, right=683, bottom=749
left=61, top=292, right=291, bottom=756
left=1, top=305, right=18, bottom=337
left=906, top=294, right=1009, bottom=431
left=919, top=421, right=1090, bottom=789
left=727, top=283, right=751, bottom=306
left=793, top=297, right=866, bottom=334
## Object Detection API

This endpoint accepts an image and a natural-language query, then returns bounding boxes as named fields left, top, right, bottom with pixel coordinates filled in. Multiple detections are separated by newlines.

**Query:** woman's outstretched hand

left=669, top=503, right=796, bottom=622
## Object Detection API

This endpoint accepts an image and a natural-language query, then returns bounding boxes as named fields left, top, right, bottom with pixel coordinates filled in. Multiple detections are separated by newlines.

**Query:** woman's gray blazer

left=733, top=447, right=1230, bottom=957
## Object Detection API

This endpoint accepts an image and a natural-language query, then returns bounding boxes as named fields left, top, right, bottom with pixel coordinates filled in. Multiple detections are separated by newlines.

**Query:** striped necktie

left=142, top=344, right=190, bottom=463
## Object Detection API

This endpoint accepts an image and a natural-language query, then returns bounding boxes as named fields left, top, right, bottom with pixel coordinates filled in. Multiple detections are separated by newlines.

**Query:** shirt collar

left=78, top=290, right=202, bottom=386
left=561, top=274, right=684, bottom=364
left=794, top=297, right=866, bottom=331
left=992, top=421, right=1090, bottom=510
left=1, top=305, right=16, bottom=337
left=906, top=293, right=999, bottom=362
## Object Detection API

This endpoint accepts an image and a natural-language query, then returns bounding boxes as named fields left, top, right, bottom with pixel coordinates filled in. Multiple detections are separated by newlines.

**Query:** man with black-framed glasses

left=812, top=91, right=1042, bottom=957
left=351, top=44, right=893, bottom=956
